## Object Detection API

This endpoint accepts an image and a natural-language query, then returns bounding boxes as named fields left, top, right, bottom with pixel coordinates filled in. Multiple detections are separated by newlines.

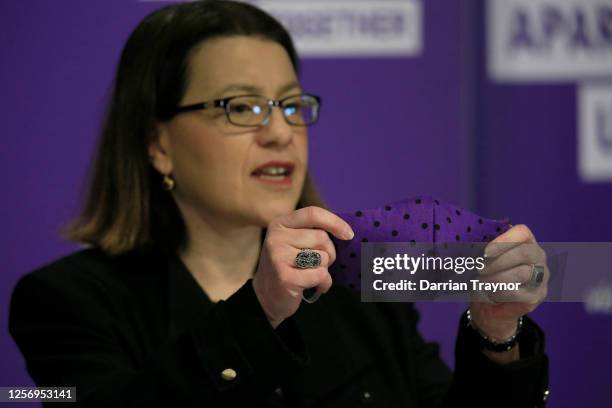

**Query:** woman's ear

left=148, top=122, right=173, bottom=175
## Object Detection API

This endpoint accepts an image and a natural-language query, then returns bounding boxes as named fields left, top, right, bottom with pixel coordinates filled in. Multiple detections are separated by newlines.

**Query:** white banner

left=488, top=0, right=612, bottom=82
left=255, top=0, right=422, bottom=57
left=579, top=83, right=612, bottom=182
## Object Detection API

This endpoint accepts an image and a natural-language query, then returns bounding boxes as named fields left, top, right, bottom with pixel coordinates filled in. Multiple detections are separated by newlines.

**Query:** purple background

left=1, top=1, right=611, bottom=407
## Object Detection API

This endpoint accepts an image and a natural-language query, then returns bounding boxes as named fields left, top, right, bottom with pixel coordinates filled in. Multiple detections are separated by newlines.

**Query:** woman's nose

left=255, top=106, right=294, bottom=147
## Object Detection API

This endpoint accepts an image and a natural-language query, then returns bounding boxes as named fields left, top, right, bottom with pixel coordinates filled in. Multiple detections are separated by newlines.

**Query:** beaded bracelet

left=466, top=309, right=523, bottom=352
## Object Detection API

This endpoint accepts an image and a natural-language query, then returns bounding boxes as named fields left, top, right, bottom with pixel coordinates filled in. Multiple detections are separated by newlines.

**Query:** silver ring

left=526, top=264, right=545, bottom=288
left=295, top=248, right=321, bottom=269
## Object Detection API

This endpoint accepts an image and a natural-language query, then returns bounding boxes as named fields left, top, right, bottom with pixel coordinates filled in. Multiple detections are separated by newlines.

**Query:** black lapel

left=286, top=288, right=374, bottom=398
left=166, top=252, right=214, bottom=340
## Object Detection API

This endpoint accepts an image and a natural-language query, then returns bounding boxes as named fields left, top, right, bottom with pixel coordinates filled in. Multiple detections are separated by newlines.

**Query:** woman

left=9, top=1, right=550, bottom=407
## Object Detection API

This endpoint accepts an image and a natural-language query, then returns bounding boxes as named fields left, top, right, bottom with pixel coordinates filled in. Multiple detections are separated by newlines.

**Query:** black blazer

left=9, top=247, right=549, bottom=407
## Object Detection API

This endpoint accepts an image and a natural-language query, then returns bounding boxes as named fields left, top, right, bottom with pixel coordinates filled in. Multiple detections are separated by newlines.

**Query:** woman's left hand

left=469, top=224, right=549, bottom=342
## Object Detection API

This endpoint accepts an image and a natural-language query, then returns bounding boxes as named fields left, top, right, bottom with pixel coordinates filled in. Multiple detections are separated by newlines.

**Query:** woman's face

left=151, top=36, right=308, bottom=228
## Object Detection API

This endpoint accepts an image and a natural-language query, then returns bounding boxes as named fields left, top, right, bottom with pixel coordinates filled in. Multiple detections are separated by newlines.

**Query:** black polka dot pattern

left=327, top=195, right=511, bottom=291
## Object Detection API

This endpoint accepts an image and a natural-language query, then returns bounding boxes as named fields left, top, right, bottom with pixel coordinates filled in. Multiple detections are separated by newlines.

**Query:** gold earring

left=162, top=174, right=175, bottom=191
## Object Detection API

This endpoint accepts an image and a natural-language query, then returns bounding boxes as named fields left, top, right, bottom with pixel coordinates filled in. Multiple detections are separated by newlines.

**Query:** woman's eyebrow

left=217, top=81, right=301, bottom=97
left=218, top=84, right=260, bottom=95
left=277, top=81, right=301, bottom=96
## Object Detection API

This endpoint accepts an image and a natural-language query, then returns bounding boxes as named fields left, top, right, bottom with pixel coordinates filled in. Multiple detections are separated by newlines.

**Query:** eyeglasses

left=173, top=93, right=322, bottom=127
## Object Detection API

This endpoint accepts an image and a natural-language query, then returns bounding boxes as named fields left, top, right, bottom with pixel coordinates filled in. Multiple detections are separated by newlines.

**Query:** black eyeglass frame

left=173, top=93, right=322, bottom=127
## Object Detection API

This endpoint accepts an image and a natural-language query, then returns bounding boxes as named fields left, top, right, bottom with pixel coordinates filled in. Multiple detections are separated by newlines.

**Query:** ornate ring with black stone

left=526, top=264, right=545, bottom=289
left=295, top=249, right=322, bottom=269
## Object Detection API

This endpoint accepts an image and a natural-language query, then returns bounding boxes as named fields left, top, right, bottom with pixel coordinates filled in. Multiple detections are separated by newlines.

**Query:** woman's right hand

left=252, top=206, right=355, bottom=328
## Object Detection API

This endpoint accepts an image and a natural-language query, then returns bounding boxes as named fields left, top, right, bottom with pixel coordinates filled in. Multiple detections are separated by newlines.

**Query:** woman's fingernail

left=344, top=226, right=355, bottom=240
left=303, top=288, right=321, bottom=304
left=484, top=244, right=498, bottom=259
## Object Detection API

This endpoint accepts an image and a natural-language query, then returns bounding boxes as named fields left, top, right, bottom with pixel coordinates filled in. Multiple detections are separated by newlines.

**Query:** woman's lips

left=252, top=172, right=293, bottom=187
left=251, top=161, right=295, bottom=187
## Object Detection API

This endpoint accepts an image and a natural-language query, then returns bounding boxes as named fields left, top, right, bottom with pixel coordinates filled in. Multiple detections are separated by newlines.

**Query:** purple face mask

left=328, top=195, right=511, bottom=290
